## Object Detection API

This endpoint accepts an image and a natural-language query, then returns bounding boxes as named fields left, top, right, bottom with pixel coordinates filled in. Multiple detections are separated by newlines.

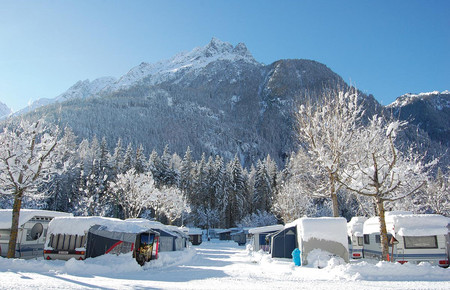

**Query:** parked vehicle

left=0, top=209, right=72, bottom=259
left=347, top=217, right=367, bottom=259
left=43, top=216, right=160, bottom=265
left=248, top=224, right=284, bottom=252
left=270, top=217, right=349, bottom=265
left=363, top=212, right=449, bottom=267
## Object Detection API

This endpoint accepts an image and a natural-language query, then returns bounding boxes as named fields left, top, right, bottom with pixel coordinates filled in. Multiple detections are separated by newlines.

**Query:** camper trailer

left=185, top=228, right=203, bottom=246
left=271, top=217, right=349, bottom=265
left=44, top=216, right=159, bottom=265
left=248, top=225, right=284, bottom=252
left=347, top=217, right=367, bottom=259
left=0, top=209, right=72, bottom=258
left=127, top=219, right=189, bottom=251
left=231, top=228, right=251, bottom=246
left=363, top=212, right=449, bottom=267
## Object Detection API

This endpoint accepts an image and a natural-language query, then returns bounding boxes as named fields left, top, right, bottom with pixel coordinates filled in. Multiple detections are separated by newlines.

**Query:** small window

left=357, top=237, right=364, bottom=246
left=404, top=236, right=438, bottom=249
left=363, top=234, right=370, bottom=245
left=375, top=235, right=381, bottom=243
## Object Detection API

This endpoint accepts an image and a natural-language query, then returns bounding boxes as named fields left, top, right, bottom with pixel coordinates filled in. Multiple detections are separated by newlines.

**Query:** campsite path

left=1, top=240, right=449, bottom=289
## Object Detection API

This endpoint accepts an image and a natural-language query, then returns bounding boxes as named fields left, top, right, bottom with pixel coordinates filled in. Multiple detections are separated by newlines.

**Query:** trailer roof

left=47, top=216, right=154, bottom=236
left=363, top=212, right=449, bottom=236
left=0, top=209, right=72, bottom=229
left=248, top=224, right=283, bottom=234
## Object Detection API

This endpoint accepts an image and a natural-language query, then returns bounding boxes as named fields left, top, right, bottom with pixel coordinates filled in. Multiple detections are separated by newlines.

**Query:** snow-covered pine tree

left=253, top=160, right=272, bottom=213
left=134, top=144, right=147, bottom=174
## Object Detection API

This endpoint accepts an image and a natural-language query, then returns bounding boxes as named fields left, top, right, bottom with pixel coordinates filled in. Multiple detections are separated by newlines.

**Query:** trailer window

left=375, top=235, right=381, bottom=243
left=357, top=237, right=363, bottom=246
left=363, top=234, right=370, bottom=245
left=404, top=236, right=438, bottom=249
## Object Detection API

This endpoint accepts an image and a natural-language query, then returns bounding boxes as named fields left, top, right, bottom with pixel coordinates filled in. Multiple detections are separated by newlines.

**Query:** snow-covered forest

left=0, top=89, right=448, bottom=231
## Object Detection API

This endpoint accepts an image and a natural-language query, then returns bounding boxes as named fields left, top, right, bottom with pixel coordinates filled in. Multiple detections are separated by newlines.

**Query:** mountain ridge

left=4, top=38, right=448, bottom=169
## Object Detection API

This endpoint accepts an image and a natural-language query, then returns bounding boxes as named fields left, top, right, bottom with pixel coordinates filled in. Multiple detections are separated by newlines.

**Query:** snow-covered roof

left=287, top=217, right=348, bottom=247
left=47, top=216, right=155, bottom=236
left=186, top=227, right=203, bottom=235
left=0, top=209, right=72, bottom=229
left=248, top=224, right=284, bottom=234
left=363, top=213, right=449, bottom=236
left=347, top=217, right=368, bottom=237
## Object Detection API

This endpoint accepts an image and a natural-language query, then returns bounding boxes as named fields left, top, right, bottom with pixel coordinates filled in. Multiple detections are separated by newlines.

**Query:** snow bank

left=0, top=247, right=196, bottom=276
left=0, top=209, right=72, bottom=229
left=47, top=216, right=152, bottom=236
left=347, top=217, right=367, bottom=237
left=363, top=212, right=449, bottom=236
left=289, top=217, right=348, bottom=247
left=306, top=249, right=345, bottom=268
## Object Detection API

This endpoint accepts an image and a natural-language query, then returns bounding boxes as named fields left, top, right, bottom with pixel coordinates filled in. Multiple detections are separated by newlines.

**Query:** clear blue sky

left=0, top=0, right=449, bottom=111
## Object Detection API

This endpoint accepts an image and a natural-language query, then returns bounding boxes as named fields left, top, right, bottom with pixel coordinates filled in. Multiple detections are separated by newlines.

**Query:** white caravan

left=0, top=209, right=72, bottom=258
left=363, top=212, right=449, bottom=267
left=347, top=217, right=367, bottom=259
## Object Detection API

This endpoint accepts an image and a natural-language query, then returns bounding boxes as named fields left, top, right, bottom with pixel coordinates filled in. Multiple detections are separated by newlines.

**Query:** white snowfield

left=0, top=240, right=448, bottom=289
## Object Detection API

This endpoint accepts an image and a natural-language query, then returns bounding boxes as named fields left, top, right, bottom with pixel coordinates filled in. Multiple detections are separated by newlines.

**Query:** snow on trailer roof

left=286, top=217, right=348, bottom=247
left=363, top=212, right=449, bottom=236
left=0, top=209, right=72, bottom=229
left=248, top=224, right=284, bottom=234
left=47, top=216, right=154, bottom=236
left=347, top=217, right=368, bottom=237
left=186, top=228, right=203, bottom=235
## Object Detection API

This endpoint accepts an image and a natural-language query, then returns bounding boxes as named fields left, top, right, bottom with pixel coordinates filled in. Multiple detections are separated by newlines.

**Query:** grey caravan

left=363, top=212, right=449, bottom=267
left=271, top=217, right=349, bottom=266
left=0, top=209, right=72, bottom=258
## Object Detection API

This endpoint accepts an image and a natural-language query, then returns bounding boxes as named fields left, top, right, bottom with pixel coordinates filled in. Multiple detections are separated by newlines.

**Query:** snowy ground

left=0, top=240, right=449, bottom=289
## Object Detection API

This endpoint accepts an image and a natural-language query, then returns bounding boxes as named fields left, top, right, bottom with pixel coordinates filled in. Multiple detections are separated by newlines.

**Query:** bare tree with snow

left=296, top=87, right=364, bottom=216
left=108, top=169, right=159, bottom=219
left=340, top=115, right=429, bottom=261
left=0, top=119, right=63, bottom=258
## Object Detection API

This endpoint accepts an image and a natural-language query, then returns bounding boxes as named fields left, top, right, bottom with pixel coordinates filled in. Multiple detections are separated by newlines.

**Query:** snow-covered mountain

left=388, top=90, right=450, bottom=110
left=16, top=76, right=116, bottom=116
left=0, top=101, right=12, bottom=119
left=6, top=38, right=446, bottom=168
left=388, top=90, right=450, bottom=147
left=101, top=38, right=259, bottom=94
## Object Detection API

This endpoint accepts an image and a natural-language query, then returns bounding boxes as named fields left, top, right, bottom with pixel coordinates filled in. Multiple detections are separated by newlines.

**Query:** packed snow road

left=0, top=240, right=449, bottom=289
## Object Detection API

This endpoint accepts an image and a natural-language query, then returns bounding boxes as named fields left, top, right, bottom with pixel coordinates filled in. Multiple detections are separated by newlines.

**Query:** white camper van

left=363, top=212, right=449, bottom=267
left=0, top=209, right=72, bottom=258
left=347, top=217, right=367, bottom=259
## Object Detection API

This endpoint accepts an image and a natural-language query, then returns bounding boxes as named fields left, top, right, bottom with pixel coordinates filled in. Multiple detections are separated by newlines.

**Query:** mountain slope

left=388, top=91, right=450, bottom=146
left=8, top=38, right=444, bottom=169
left=0, top=101, right=12, bottom=119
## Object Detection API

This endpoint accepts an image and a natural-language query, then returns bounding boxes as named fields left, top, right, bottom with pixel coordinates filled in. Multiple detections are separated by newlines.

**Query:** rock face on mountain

left=9, top=39, right=446, bottom=168
left=388, top=91, right=450, bottom=146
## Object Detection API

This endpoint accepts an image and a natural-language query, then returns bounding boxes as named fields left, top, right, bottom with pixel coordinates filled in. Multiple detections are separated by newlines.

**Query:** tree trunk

left=330, top=173, right=339, bottom=217
left=376, top=197, right=389, bottom=261
left=7, top=192, right=23, bottom=258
